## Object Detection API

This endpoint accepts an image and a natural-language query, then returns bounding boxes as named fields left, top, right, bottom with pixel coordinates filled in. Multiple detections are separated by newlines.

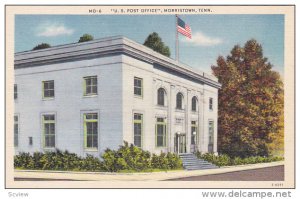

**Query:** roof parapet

left=15, top=36, right=221, bottom=89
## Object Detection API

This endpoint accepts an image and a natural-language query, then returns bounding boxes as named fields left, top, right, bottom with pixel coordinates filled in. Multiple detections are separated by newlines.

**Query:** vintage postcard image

left=5, top=5, right=295, bottom=188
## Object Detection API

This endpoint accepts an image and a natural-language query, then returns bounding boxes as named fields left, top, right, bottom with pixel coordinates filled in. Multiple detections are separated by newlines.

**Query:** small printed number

left=272, top=183, right=283, bottom=187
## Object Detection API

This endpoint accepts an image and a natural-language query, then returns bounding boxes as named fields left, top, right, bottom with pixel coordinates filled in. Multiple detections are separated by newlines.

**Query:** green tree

left=32, top=43, right=51, bottom=50
left=211, top=39, right=284, bottom=158
left=78, top=34, right=94, bottom=43
left=143, top=32, right=170, bottom=57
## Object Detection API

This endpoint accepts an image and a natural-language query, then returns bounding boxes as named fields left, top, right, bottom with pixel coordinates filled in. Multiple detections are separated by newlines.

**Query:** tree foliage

left=211, top=39, right=284, bottom=158
left=78, top=34, right=94, bottom=43
left=32, top=43, right=51, bottom=51
left=143, top=32, right=171, bottom=57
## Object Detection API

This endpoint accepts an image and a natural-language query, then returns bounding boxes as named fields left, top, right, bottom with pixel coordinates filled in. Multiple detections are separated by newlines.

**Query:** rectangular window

left=156, top=118, right=167, bottom=147
left=43, top=80, right=55, bottom=99
left=14, top=115, right=18, bottom=147
left=134, top=77, right=143, bottom=97
left=208, top=121, right=214, bottom=144
left=208, top=120, right=214, bottom=152
left=84, top=76, right=98, bottom=96
left=42, top=114, right=55, bottom=148
left=84, top=113, right=98, bottom=149
left=14, top=84, right=18, bottom=100
left=209, top=98, right=213, bottom=110
left=29, top=137, right=33, bottom=146
left=191, top=121, right=197, bottom=145
left=133, top=113, right=143, bottom=147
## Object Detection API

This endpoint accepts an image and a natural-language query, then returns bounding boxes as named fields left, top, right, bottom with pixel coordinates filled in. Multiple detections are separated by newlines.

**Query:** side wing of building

left=120, top=38, right=220, bottom=155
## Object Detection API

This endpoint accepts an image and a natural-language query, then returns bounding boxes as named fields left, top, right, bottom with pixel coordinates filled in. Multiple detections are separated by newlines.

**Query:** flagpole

left=175, top=14, right=179, bottom=62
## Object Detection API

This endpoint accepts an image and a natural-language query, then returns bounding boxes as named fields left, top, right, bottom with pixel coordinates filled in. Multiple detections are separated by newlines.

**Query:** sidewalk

left=14, top=161, right=284, bottom=181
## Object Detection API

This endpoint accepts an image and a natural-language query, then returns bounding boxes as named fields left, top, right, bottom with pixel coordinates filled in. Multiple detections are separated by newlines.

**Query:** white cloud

left=182, top=31, right=223, bottom=46
left=36, top=22, right=74, bottom=37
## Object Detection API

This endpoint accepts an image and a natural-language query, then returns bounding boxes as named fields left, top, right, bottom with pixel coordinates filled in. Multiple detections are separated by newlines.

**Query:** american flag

left=177, top=17, right=192, bottom=39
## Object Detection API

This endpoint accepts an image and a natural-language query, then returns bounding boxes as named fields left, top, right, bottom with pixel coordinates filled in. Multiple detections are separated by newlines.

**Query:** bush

left=14, top=152, right=34, bottom=169
left=80, top=154, right=103, bottom=171
left=196, top=152, right=284, bottom=167
left=14, top=142, right=183, bottom=172
left=101, top=141, right=182, bottom=172
left=166, top=152, right=182, bottom=169
left=215, top=154, right=231, bottom=166
left=32, top=152, right=44, bottom=169
left=232, top=157, right=244, bottom=165
left=61, top=150, right=82, bottom=170
left=151, top=153, right=169, bottom=170
left=102, top=148, right=117, bottom=172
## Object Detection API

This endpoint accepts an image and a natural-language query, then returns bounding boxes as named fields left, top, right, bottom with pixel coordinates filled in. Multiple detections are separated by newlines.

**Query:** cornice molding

left=15, top=36, right=221, bottom=89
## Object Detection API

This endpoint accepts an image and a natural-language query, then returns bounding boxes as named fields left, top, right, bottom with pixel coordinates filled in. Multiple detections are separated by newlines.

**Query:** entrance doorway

left=175, top=133, right=186, bottom=153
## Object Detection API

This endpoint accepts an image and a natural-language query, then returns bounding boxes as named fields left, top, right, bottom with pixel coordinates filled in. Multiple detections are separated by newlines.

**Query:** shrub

left=39, top=150, right=66, bottom=170
left=14, top=142, right=183, bottom=172
left=215, top=154, right=231, bottom=166
left=32, top=152, right=44, bottom=169
left=197, top=152, right=284, bottom=167
left=61, top=150, right=82, bottom=170
left=80, top=154, right=103, bottom=171
left=166, top=152, right=182, bottom=169
left=101, top=148, right=117, bottom=172
left=14, top=152, right=34, bottom=169
left=232, top=157, right=244, bottom=165
left=100, top=141, right=182, bottom=172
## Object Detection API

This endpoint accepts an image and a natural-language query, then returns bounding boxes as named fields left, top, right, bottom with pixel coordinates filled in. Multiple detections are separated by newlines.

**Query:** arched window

left=157, top=88, right=166, bottom=106
left=192, top=96, right=198, bottom=111
left=176, top=93, right=184, bottom=109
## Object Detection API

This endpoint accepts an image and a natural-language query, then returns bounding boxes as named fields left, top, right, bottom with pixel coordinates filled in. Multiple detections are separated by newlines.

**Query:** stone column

left=169, top=84, right=175, bottom=152
left=197, top=91, right=203, bottom=152
left=200, top=91, right=205, bottom=153
left=186, top=89, right=191, bottom=153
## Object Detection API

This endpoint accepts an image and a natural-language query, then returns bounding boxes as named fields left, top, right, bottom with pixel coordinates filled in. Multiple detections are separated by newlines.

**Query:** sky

left=15, top=14, right=284, bottom=75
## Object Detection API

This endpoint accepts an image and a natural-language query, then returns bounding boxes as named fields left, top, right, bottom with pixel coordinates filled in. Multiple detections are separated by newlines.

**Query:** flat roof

left=14, top=36, right=221, bottom=89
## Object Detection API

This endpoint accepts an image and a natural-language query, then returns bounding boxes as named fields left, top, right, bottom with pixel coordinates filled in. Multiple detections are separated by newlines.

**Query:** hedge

left=14, top=142, right=182, bottom=172
left=196, top=152, right=284, bottom=167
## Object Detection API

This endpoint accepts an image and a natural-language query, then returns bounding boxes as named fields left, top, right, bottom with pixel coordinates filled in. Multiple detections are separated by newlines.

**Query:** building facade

left=14, top=36, right=221, bottom=157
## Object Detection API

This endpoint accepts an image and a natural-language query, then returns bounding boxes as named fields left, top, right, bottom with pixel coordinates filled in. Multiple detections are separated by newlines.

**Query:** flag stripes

left=177, top=17, right=192, bottom=39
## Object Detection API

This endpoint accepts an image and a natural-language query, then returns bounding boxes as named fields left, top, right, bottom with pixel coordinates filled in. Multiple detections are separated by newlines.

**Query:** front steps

left=179, top=153, right=219, bottom=170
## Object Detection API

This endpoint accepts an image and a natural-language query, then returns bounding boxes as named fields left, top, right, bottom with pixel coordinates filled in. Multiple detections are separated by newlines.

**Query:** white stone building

left=14, top=36, right=221, bottom=157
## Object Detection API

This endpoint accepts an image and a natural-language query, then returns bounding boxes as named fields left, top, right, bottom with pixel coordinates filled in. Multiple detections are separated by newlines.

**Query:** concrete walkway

left=14, top=161, right=284, bottom=181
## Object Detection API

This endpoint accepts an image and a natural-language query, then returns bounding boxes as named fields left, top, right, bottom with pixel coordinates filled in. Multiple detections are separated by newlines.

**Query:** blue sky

left=15, top=14, right=284, bottom=75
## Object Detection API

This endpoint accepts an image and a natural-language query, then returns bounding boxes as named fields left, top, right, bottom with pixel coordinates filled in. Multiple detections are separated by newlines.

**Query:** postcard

left=5, top=5, right=295, bottom=189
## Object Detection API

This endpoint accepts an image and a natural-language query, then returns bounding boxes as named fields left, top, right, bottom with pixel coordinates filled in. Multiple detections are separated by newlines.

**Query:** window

left=29, top=137, right=33, bottom=146
left=14, top=84, right=18, bottom=100
left=14, top=115, right=18, bottom=147
left=192, top=96, right=198, bottom=111
left=176, top=93, right=184, bottom=109
left=133, top=113, right=143, bottom=147
left=42, top=80, right=55, bottom=99
left=157, top=88, right=166, bottom=106
left=42, top=114, right=55, bottom=148
left=134, top=77, right=143, bottom=97
left=208, top=120, right=214, bottom=152
left=191, top=121, right=197, bottom=145
left=156, top=118, right=167, bottom=147
left=84, top=113, right=98, bottom=149
left=83, top=76, right=97, bottom=96
left=209, top=98, right=213, bottom=111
